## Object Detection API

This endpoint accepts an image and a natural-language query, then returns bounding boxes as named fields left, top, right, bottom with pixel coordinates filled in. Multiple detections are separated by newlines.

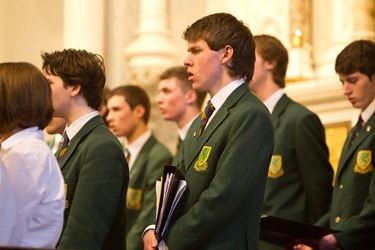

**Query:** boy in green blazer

left=42, top=49, right=129, bottom=250
left=295, top=40, right=375, bottom=250
left=106, top=85, right=173, bottom=250
left=249, top=35, right=333, bottom=249
left=143, top=13, right=274, bottom=250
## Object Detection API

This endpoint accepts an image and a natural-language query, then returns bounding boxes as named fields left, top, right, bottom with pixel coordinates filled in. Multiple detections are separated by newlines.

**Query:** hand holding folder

left=154, top=165, right=187, bottom=241
left=260, top=215, right=338, bottom=249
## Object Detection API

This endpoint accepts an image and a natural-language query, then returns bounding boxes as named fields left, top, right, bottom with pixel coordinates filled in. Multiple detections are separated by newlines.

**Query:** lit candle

left=292, top=29, right=303, bottom=47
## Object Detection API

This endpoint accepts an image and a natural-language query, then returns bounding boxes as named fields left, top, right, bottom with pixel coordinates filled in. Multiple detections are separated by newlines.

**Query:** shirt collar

left=126, top=130, right=152, bottom=160
left=361, top=100, right=375, bottom=124
left=178, top=115, right=198, bottom=141
left=1, top=127, right=43, bottom=151
left=65, top=111, right=99, bottom=140
left=264, top=89, right=284, bottom=113
left=210, top=78, right=244, bottom=111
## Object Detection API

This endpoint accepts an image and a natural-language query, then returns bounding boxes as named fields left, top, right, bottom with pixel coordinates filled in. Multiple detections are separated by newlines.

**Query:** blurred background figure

left=249, top=34, right=333, bottom=249
left=99, top=86, right=111, bottom=126
left=106, top=85, right=173, bottom=250
left=157, top=66, right=206, bottom=156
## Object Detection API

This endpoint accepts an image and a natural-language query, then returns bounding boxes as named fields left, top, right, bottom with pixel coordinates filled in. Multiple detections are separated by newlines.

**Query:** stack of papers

left=154, top=165, right=187, bottom=241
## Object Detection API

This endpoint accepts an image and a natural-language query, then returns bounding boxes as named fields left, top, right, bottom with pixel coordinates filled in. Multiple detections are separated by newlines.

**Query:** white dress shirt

left=64, top=111, right=99, bottom=141
left=0, top=127, right=65, bottom=248
left=263, top=88, right=284, bottom=113
left=0, top=159, right=16, bottom=246
left=360, top=100, right=375, bottom=124
left=178, top=116, right=197, bottom=141
left=125, top=130, right=152, bottom=170
left=208, top=78, right=244, bottom=126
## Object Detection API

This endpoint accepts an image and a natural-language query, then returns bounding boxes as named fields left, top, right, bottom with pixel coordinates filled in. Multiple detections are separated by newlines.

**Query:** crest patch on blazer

left=268, top=155, right=284, bottom=178
left=126, top=188, right=143, bottom=210
left=355, top=150, right=373, bottom=174
left=194, top=146, right=211, bottom=172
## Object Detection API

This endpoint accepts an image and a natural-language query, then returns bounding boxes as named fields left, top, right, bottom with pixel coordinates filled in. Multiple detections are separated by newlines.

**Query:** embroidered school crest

left=268, top=155, right=284, bottom=178
left=194, top=146, right=212, bottom=172
left=354, top=150, right=373, bottom=174
left=126, top=188, right=143, bottom=210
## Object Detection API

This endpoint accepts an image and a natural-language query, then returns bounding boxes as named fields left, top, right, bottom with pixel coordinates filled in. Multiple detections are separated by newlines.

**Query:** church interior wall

left=1, top=0, right=374, bottom=170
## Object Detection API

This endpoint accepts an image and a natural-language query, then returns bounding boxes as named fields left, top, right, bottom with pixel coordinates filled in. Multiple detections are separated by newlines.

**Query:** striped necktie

left=350, top=115, right=363, bottom=146
left=198, top=100, right=215, bottom=137
left=176, top=136, right=183, bottom=155
left=125, top=149, right=131, bottom=163
left=57, top=131, right=69, bottom=159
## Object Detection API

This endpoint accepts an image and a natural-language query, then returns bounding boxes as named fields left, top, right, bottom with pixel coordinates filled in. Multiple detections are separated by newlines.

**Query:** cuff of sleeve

left=141, top=224, right=156, bottom=240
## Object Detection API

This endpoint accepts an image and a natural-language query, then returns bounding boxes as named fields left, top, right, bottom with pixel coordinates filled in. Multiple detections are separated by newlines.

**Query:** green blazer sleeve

left=126, top=135, right=173, bottom=250
left=57, top=116, right=129, bottom=250
left=164, top=83, right=274, bottom=250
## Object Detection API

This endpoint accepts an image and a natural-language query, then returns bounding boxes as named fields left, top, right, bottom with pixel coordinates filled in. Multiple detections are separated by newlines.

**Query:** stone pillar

left=63, top=0, right=105, bottom=55
left=106, top=0, right=127, bottom=87
left=353, top=0, right=375, bottom=40
left=287, top=0, right=314, bottom=80
left=124, top=0, right=179, bottom=153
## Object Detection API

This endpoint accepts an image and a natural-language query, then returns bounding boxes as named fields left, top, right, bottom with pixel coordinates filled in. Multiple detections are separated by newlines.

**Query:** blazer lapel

left=58, top=116, right=103, bottom=169
left=185, top=82, right=249, bottom=170
left=336, top=112, right=375, bottom=178
left=271, top=94, right=289, bottom=129
left=131, top=135, right=157, bottom=177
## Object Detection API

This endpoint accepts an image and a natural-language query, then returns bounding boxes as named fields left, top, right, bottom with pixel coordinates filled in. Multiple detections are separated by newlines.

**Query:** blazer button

left=335, top=216, right=340, bottom=223
left=339, top=184, right=344, bottom=190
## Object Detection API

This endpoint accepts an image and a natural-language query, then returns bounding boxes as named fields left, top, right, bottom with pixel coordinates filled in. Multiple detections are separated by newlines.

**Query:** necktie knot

left=198, top=100, right=215, bottom=137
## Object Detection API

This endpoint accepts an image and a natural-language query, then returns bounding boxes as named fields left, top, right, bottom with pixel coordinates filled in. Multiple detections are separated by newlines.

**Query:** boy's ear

left=265, top=60, right=276, bottom=70
left=134, top=105, right=146, bottom=120
left=70, top=84, right=81, bottom=97
left=222, top=45, right=234, bottom=66
left=185, top=89, right=197, bottom=105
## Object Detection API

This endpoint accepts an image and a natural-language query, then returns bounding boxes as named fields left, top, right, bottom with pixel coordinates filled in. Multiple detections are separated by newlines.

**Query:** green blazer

left=262, top=94, right=333, bottom=223
left=126, top=134, right=173, bottom=250
left=316, top=112, right=375, bottom=249
left=164, top=83, right=274, bottom=250
left=57, top=115, right=129, bottom=250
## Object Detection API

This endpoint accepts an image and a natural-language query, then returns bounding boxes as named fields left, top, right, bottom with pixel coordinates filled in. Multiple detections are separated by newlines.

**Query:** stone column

left=63, top=0, right=105, bottom=55
left=287, top=0, right=314, bottom=80
left=106, top=0, right=128, bottom=87
left=353, top=0, right=375, bottom=40
left=124, top=0, right=179, bottom=152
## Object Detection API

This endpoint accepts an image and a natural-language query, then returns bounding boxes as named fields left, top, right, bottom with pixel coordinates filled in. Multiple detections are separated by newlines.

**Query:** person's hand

left=318, top=234, right=337, bottom=250
left=293, top=243, right=314, bottom=250
left=143, top=230, right=158, bottom=250
left=293, top=234, right=337, bottom=250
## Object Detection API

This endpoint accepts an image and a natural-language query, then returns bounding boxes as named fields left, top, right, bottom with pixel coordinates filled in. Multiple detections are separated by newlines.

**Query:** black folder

left=260, top=215, right=338, bottom=247
left=154, top=165, right=186, bottom=241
